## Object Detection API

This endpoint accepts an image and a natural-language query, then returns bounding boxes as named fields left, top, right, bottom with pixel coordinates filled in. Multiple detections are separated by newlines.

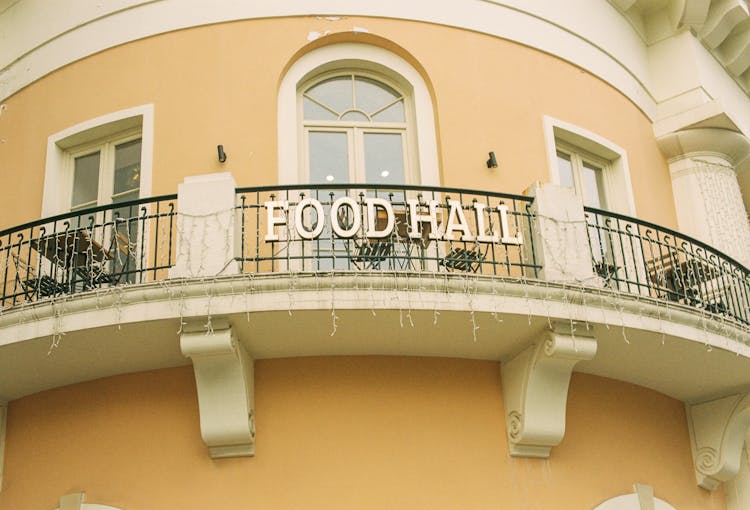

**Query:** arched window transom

left=301, top=72, right=410, bottom=186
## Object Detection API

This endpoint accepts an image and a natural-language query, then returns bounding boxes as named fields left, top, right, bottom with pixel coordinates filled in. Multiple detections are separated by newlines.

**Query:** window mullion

left=351, top=128, right=362, bottom=183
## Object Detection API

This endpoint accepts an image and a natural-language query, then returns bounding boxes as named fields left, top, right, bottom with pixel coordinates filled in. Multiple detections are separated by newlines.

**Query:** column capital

left=656, top=127, right=750, bottom=171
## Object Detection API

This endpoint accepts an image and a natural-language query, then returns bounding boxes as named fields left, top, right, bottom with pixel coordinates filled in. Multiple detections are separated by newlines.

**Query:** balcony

left=0, top=175, right=749, bottom=405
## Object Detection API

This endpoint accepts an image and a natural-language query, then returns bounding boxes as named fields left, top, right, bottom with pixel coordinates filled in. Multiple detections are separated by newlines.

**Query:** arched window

left=277, top=42, right=439, bottom=187
left=301, top=72, right=410, bottom=186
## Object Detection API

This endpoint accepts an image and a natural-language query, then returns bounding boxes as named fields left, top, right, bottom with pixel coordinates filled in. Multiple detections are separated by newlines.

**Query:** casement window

left=301, top=72, right=411, bottom=186
left=543, top=116, right=635, bottom=216
left=69, top=132, right=142, bottom=212
left=555, top=141, right=609, bottom=210
left=43, top=105, right=153, bottom=218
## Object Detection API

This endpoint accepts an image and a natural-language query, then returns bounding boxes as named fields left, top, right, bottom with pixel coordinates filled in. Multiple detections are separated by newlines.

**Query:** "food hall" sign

left=264, top=197, right=523, bottom=245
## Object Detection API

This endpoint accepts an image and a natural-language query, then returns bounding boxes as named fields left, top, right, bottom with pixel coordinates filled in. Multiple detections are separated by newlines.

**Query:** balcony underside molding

left=0, top=273, right=749, bottom=403
left=687, top=392, right=750, bottom=490
left=180, top=319, right=255, bottom=458
left=501, top=323, right=597, bottom=458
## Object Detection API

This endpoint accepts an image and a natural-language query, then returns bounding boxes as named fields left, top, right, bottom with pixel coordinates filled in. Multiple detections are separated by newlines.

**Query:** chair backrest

left=11, top=252, right=36, bottom=280
left=112, top=230, right=135, bottom=257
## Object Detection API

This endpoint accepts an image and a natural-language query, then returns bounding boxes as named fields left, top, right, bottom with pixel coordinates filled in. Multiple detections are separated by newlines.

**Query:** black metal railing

left=585, top=206, right=750, bottom=325
left=236, top=184, right=540, bottom=279
left=0, top=194, right=177, bottom=308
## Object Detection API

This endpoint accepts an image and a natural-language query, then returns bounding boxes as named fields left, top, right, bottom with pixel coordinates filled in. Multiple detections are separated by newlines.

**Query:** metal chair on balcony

left=11, top=252, right=68, bottom=300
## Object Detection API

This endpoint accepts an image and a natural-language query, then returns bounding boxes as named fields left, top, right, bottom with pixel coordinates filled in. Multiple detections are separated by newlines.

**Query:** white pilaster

left=501, top=323, right=597, bottom=458
left=657, top=127, right=750, bottom=268
left=669, top=154, right=750, bottom=267
left=169, top=172, right=240, bottom=278
left=180, top=321, right=255, bottom=458
left=524, top=183, right=599, bottom=285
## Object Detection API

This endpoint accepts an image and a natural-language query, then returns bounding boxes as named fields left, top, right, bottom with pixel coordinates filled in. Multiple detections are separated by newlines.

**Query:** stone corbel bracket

left=686, top=392, right=750, bottom=490
left=501, top=324, right=597, bottom=458
left=180, top=321, right=255, bottom=458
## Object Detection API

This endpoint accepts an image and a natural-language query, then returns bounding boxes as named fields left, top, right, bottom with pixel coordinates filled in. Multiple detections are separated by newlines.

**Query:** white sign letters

left=264, top=197, right=523, bottom=245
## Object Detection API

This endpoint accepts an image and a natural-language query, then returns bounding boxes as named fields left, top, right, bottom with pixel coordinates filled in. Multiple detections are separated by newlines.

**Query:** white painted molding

left=501, top=323, right=597, bottom=458
left=674, top=0, right=711, bottom=31
left=0, top=0, right=655, bottom=119
left=0, top=401, right=6, bottom=493
left=542, top=115, right=637, bottom=216
left=277, top=42, right=439, bottom=187
left=168, top=172, right=240, bottom=278
left=656, top=127, right=750, bottom=164
left=59, top=493, right=84, bottom=510
left=700, top=0, right=748, bottom=49
left=686, top=392, right=750, bottom=490
left=180, top=321, right=255, bottom=458
left=41, top=104, right=154, bottom=217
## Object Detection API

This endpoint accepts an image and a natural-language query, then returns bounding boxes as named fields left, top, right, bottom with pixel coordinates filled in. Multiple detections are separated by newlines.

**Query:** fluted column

left=657, top=128, right=750, bottom=268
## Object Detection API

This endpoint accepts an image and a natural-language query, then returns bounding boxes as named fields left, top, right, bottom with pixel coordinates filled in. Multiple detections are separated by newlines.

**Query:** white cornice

left=0, top=0, right=656, bottom=118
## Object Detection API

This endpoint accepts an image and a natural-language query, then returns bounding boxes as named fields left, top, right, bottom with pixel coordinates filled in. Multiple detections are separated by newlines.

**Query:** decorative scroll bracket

left=180, top=320, right=255, bottom=458
left=686, top=392, right=750, bottom=490
left=501, top=323, right=597, bottom=458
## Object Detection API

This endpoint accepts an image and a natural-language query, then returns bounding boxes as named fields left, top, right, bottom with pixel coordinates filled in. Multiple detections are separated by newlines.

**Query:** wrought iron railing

left=4, top=184, right=749, bottom=328
left=0, top=195, right=177, bottom=308
left=585, top=206, right=750, bottom=325
left=236, top=184, right=540, bottom=279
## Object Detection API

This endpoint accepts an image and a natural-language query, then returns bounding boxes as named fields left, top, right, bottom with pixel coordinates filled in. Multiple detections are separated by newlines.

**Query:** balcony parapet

left=0, top=177, right=748, bottom=334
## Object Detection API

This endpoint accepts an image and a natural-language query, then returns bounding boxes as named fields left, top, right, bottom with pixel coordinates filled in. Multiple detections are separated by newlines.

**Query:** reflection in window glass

left=582, top=161, right=606, bottom=209
left=113, top=139, right=142, bottom=203
left=364, top=133, right=405, bottom=184
left=308, top=132, right=349, bottom=184
left=556, top=152, right=575, bottom=189
left=354, top=77, right=402, bottom=119
left=305, top=77, right=352, bottom=116
left=303, top=97, right=337, bottom=121
left=72, top=152, right=101, bottom=210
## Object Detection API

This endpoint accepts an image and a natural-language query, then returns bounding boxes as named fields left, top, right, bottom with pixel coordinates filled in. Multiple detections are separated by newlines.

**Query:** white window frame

left=42, top=104, right=154, bottom=217
left=543, top=115, right=636, bottom=215
left=67, top=129, right=142, bottom=212
left=301, top=70, right=412, bottom=185
left=555, top=140, right=611, bottom=209
left=278, top=43, right=439, bottom=187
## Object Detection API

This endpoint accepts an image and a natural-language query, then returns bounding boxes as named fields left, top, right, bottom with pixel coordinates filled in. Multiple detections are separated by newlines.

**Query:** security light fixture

left=487, top=151, right=498, bottom=169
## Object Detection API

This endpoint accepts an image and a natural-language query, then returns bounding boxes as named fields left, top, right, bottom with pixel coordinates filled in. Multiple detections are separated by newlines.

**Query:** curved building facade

left=1, top=2, right=750, bottom=509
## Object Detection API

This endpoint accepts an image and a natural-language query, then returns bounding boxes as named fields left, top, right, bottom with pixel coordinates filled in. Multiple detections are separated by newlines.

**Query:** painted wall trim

left=0, top=0, right=655, bottom=119
left=278, top=42, right=439, bottom=186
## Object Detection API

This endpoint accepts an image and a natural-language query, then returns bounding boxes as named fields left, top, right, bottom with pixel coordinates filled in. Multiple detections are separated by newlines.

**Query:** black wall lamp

left=486, top=151, right=498, bottom=169
left=217, top=145, right=227, bottom=163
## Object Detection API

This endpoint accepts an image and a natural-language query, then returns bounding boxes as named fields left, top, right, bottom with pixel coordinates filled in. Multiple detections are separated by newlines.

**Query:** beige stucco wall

left=0, top=16, right=674, bottom=231
left=0, top=359, right=723, bottom=509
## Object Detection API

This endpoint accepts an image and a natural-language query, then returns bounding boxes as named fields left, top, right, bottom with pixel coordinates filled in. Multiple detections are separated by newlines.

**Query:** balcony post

left=168, top=172, right=240, bottom=278
left=524, top=183, right=599, bottom=285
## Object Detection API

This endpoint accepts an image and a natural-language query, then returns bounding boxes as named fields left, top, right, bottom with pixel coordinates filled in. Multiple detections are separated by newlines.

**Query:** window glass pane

left=72, top=151, right=100, bottom=209
left=354, top=77, right=402, bottom=119
left=364, top=133, right=405, bottom=184
left=305, top=77, right=352, bottom=118
left=113, top=139, right=141, bottom=200
left=556, top=151, right=574, bottom=189
left=582, top=161, right=606, bottom=209
left=372, top=101, right=405, bottom=122
left=308, top=131, right=349, bottom=183
left=303, top=97, right=337, bottom=121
